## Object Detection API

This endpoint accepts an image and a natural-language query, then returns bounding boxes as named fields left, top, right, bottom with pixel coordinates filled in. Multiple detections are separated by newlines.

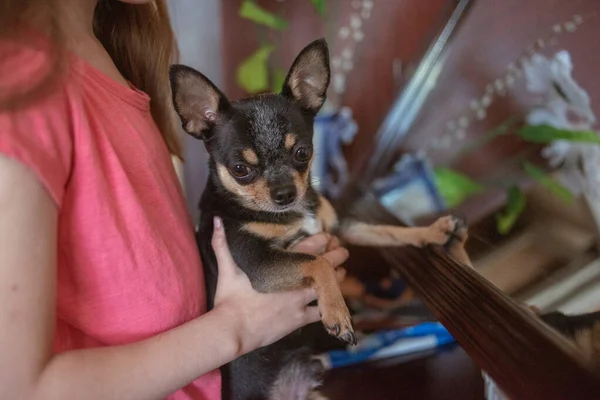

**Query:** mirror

left=361, top=0, right=600, bottom=319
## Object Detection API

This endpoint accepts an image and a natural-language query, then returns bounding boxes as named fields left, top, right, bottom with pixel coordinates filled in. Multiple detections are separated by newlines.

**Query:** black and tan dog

left=170, top=39, right=470, bottom=400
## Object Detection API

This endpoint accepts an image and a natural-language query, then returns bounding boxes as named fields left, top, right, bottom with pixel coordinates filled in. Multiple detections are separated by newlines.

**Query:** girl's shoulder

left=0, top=35, right=79, bottom=206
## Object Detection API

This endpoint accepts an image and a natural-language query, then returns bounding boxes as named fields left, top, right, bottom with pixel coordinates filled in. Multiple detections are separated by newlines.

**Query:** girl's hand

left=290, top=233, right=347, bottom=282
left=290, top=232, right=343, bottom=256
left=211, top=218, right=348, bottom=356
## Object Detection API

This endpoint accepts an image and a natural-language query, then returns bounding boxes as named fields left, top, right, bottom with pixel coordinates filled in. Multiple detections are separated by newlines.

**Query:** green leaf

left=522, top=161, right=573, bottom=203
left=433, top=168, right=484, bottom=208
left=271, top=68, right=287, bottom=93
left=310, top=0, right=326, bottom=17
left=496, top=186, right=526, bottom=235
left=239, top=0, right=288, bottom=30
left=518, top=124, right=600, bottom=144
left=236, top=45, right=275, bottom=93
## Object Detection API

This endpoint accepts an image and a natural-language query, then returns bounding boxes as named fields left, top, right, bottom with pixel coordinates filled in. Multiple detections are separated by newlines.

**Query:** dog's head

left=170, top=39, right=330, bottom=213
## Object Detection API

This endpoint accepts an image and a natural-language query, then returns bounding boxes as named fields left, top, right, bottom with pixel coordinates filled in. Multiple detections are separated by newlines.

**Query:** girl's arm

left=0, top=155, right=348, bottom=400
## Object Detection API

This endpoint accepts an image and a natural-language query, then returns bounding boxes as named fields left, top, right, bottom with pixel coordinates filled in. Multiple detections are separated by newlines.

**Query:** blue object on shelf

left=316, top=322, right=456, bottom=370
left=371, top=153, right=445, bottom=225
left=312, top=107, right=358, bottom=199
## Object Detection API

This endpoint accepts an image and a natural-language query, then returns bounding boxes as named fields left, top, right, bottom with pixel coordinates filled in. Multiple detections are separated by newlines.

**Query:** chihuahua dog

left=170, top=39, right=470, bottom=400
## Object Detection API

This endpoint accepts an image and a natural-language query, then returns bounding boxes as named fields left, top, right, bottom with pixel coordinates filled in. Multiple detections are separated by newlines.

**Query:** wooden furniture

left=343, top=192, right=600, bottom=400
left=323, top=345, right=485, bottom=400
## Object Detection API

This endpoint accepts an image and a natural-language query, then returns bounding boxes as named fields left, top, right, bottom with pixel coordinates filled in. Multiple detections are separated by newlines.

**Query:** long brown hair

left=0, top=0, right=182, bottom=158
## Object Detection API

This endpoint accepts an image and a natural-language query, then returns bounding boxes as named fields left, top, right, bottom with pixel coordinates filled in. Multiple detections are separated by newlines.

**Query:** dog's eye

left=231, top=164, right=251, bottom=178
left=294, top=146, right=312, bottom=163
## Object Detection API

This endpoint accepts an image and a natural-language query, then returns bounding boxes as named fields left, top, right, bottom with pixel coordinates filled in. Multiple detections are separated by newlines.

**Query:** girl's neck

left=58, top=0, right=130, bottom=87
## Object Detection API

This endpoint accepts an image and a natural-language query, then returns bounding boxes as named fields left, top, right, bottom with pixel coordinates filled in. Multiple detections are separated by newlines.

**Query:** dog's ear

left=170, top=65, right=230, bottom=140
left=281, top=38, right=330, bottom=115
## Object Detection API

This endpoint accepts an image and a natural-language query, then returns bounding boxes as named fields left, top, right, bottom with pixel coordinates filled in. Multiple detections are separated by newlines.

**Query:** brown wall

left=220, top=0, right=457, bottom=162
left=399, top=0, right=600, bottom=177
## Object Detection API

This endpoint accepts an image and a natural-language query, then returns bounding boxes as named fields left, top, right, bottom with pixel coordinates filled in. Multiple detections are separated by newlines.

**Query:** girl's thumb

left=211, top=217, right=236, bottom=275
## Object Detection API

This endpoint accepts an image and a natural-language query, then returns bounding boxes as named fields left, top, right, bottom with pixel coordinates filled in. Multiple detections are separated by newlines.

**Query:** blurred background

left=168, top=1, right=600, bottom=398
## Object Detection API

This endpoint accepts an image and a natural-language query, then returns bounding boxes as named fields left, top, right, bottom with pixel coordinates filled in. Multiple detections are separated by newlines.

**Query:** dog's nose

left=271, top=185, right=297, bottom=206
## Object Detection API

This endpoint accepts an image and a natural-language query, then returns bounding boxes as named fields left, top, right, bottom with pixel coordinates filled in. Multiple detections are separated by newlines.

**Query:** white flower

left=542, top=143, right=600, bottom=198
left=523, top=50, right=600, bottom=198
left=523, top=50, right=595, bottom=129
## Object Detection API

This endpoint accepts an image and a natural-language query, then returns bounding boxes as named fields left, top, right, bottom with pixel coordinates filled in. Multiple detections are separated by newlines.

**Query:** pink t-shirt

left=0, top=41, right=220, bottom=399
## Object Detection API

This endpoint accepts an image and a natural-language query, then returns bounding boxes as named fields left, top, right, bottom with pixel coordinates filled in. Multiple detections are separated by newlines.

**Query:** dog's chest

left=280, top=214, right=324, bottom=249
left=300, top=214, right=324, bottom=235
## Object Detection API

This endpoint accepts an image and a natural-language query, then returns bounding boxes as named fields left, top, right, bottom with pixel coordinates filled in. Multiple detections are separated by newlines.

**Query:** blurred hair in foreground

left=0, top=0, right=183, bottom=157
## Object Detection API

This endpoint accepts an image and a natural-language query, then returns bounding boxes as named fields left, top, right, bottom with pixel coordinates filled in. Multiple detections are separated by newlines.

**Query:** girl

left=0, top=1, right=348, bottom=399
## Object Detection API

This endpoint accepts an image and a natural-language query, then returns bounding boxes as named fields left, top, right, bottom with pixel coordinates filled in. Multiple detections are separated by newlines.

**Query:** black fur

left=540, top=310, right=600, bottom=339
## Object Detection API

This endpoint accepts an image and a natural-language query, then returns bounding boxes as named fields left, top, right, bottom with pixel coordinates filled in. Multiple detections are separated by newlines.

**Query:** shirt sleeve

left=0, top=85, right=74, bottom=206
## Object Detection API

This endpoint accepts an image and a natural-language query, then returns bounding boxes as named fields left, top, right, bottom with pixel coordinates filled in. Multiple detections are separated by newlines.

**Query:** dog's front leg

left=338, top=216, right=472, bottom=266
left=252, top=249, right=355, bottom=345
left=298, top=255, right=355, bottom=344
left=227, top=227, right=355, bottom=344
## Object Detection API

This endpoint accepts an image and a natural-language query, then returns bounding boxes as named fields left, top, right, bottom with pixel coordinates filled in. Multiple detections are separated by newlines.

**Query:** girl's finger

left=303, top=306, right=321, bottom=325
left=335, top=267, right=347, bottom=283
left=211, top=217, right=237, bottom=276
left=291, top=233, right=330, bottom=255
left=297, top=287, right=318, bottom=306
left=327, top=236, right=340, bottom=252
left=322, top=246, right=349, bottom=268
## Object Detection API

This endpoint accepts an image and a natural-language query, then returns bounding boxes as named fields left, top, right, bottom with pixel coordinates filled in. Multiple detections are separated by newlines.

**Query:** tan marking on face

left=292, top=170, right=309, bottom=200
left=285, top=156, right=314, bottom=207
left=242, top=149, right=259, bottom=165
left=285, top=133, right=297, bottom=151
left=242, top=220, right=304, bottom=242
left=217, top=164, right=272, bottom=211
left=316, top=196, right=338, bottom=232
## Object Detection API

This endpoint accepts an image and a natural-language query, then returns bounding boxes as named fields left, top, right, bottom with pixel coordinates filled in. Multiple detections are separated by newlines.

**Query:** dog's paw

left=319, top=299, right=356, bottom=345
left=447, top=216, right=468, bottom=247
left=422, top=215, right=457, bottom=245
left=422, top=215, right=467, bottom=248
